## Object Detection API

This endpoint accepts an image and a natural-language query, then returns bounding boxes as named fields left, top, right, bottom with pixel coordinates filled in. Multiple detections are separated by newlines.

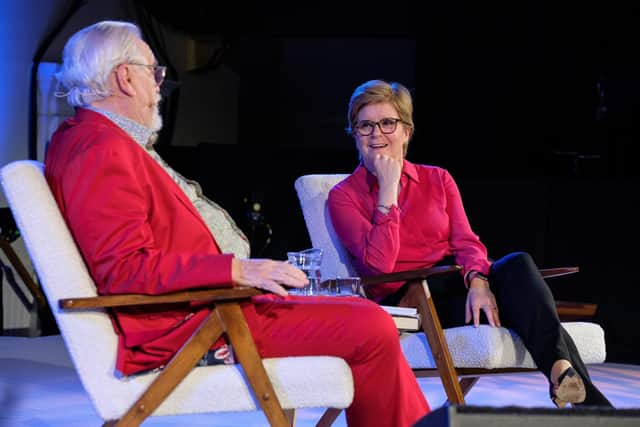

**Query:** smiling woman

left=327, top=79, right=616, bottom=409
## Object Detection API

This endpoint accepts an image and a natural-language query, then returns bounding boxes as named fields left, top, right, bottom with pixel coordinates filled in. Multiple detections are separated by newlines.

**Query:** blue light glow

left=0, top=1, right=60, bottom=172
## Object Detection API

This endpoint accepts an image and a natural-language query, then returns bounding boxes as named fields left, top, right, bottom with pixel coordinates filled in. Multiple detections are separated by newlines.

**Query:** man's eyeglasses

left=354, top=118, right=407, bottom=136
left=127, top=63, right=167, bottom=86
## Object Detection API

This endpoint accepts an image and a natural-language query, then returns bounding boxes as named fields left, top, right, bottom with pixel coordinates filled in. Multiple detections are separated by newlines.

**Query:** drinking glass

left=286, top=248, right=323, bottom=296
left=317, top=277, right=363, bottom=296
left=333, top=277, right=362, bottom=296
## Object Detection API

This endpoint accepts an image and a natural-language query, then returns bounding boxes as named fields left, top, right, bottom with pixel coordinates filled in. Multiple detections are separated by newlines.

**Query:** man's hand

left=231, top=258, right=308, bottom=297
left=465, top=279, right=501, bottom=327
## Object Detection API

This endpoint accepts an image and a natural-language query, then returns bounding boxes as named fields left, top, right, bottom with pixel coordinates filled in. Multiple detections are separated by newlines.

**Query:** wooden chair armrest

left=540, top=267, right=579, bottom=278
left=59, top=286, right=263, bottom=310
left=360, top=265, right=462, bottom=287
left=358, top=265, right=577, bottom=288
left=555, top=300, right=597, bottom=321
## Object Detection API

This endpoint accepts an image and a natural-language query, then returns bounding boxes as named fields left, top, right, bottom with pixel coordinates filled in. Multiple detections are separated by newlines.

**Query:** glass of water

left=286, top=248, right=323, bottom=296
left=319, top=277, right=362, bottom=296
left=333, top=277, right=363, bottom=296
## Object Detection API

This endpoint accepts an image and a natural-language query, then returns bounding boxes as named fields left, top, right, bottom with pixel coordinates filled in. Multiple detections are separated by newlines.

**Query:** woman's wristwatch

left=466, top=270, right=489, bottom=287
left=376, top=204, right=393, bottom=215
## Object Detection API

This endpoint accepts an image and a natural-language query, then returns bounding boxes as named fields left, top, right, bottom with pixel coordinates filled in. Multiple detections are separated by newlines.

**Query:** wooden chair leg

left=0, top=237, right=48, bottom=308
left=459, top=377, right=479, bottom=397
left=316, top=408, right=342, bottom=427
left=284, top=409, right=296, bottom=426
left=216, top=302, right=290, bottom=427
left=401, top=279, right=466, bottom=405
left=112, top=310, right=225, bottom=427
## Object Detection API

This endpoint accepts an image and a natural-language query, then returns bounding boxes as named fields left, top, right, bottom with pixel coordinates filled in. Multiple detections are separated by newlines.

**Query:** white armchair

left=0, top=160, right=354, bottom=427
left=294, top=173, right=606, bottom=405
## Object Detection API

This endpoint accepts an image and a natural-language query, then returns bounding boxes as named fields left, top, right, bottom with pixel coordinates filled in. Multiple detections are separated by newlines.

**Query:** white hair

left=56, top=21, right=146, bottom=107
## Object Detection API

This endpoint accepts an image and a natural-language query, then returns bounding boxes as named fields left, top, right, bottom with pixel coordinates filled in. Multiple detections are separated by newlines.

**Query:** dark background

left=45, top=2, right=640, bottom=362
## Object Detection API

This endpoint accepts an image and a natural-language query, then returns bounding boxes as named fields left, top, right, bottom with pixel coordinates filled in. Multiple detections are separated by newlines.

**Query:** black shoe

left=575, top=379, right=614, bottom=408
left=550, top=367, right=586, bottom=408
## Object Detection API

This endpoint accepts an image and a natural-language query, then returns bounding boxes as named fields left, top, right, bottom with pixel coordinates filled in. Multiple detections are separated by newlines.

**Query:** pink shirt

left=328, top=160, right=492, bottom=301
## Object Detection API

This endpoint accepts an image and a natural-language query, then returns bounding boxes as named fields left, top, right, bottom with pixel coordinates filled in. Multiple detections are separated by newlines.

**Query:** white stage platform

left=1, top=335, right=639, bottom=426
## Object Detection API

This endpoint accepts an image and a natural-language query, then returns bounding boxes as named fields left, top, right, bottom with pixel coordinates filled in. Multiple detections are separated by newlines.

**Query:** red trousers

left=244, top=294, right=430, bottom=427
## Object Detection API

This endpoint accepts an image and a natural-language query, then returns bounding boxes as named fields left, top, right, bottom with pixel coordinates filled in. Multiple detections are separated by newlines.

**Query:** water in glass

left=286, top=248, right=323, bottom=296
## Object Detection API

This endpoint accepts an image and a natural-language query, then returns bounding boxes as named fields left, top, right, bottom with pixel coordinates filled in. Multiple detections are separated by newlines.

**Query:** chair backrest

left=0, top=160, right=134, bottom=419
left=294, top=174, right=357, bottom=281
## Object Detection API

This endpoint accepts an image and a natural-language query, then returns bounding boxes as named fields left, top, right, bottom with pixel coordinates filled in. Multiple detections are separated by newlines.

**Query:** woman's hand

left=231, top=258, right=308, bottom=297
left=465, top=279, right=501, bottom=327
left=369, top=154, right=402, bottom=207
left=372, top=154, right=402, bottom=186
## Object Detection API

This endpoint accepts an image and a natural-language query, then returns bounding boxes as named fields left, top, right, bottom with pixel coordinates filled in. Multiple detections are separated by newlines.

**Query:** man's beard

left=149, top=93, right=163, bottom=133
left=150, top=106, right=163, bottom=133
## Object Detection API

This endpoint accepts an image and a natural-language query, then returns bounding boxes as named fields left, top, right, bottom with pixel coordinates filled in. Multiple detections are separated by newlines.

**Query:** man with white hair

left=44, top=20, right=431, bottom=427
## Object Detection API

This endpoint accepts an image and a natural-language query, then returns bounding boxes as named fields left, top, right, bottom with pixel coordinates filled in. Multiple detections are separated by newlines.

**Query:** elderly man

left=44, top=21, right=430, bottom=426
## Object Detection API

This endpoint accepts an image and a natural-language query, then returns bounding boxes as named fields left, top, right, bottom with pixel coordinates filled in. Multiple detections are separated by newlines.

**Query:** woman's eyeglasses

left=354, top=118, right=407, bottom=136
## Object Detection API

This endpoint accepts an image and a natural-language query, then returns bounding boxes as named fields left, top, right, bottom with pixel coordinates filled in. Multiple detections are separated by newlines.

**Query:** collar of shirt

left=84, top=106, right=155, bottom=148
left=357, top=159, right=420, bottom=193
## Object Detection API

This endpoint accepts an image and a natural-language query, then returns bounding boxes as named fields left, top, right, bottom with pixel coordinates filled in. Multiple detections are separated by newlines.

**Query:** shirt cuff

left=373, top=204, right=399, bottom=222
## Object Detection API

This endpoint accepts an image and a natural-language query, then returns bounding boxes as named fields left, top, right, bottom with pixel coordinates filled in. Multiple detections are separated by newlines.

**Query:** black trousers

left=381, top=252, right=602, bottom=399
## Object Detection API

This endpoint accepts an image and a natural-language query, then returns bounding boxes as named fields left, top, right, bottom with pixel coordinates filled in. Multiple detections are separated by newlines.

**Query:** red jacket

left=45, top=108, right=246, bottom=375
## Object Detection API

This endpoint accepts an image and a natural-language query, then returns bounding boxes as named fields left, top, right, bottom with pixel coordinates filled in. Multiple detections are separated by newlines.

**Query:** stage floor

left=1, top=335, right=638, bottom=426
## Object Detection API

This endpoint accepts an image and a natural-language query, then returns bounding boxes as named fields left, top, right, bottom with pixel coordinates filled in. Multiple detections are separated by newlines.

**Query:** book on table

left=381, top=305, right=421, bottom=332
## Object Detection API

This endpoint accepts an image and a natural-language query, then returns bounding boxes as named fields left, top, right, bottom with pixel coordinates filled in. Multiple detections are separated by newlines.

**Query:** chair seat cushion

left=134, top=356, right=354, bottom=418
left=400, top=322, right=606, bottom=369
